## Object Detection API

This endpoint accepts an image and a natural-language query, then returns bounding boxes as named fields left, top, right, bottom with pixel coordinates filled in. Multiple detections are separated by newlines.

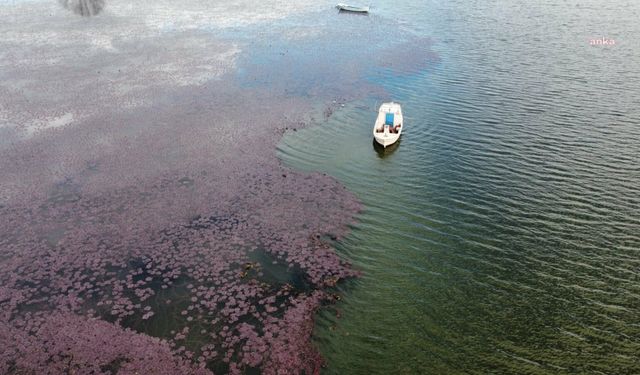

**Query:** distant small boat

left=336, top=3, right=370, bottom=13
left=373, top=102, right=403, bottom=148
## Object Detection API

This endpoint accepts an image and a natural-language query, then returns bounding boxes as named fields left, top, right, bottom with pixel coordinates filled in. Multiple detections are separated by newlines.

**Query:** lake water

left=1, top=0, right=639, bottom=373
left=278, top=0, right=640, bottom=373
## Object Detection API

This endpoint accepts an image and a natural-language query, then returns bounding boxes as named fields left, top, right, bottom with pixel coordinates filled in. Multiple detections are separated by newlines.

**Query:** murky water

left=279, top=0, right=640, bottom=373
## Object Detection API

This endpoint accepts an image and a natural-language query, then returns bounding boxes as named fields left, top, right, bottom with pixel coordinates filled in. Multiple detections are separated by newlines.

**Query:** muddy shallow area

left=0, top=1, right=436, bottom=373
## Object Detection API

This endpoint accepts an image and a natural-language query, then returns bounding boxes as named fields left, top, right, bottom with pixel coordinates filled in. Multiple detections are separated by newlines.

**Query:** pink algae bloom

left=0, top=43, right=370, bottom=372
left=0, top=314, right=211, bottom=374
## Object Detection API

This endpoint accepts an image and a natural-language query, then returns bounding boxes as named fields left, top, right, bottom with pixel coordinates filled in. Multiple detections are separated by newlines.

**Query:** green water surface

left=278, top=0, right=640, bottom=373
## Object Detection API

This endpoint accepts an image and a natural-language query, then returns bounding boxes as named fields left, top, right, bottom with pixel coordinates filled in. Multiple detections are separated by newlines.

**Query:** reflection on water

left=372, top=138, right=400, bottom=158
left=59, top=0, right=105, bottom=16
left=337, top=9, right=369, bottom=17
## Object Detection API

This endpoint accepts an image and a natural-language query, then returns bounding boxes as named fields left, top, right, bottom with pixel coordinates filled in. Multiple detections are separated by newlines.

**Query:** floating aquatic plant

left=0, top=91, right=362, bottom=373
left=0, top=9, right=441, bottom=371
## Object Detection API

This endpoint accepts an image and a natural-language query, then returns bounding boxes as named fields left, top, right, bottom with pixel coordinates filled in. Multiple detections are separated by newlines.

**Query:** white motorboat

left=336, top=3, right=370, bottom=13
left=373, top=102, right=403, bottom=148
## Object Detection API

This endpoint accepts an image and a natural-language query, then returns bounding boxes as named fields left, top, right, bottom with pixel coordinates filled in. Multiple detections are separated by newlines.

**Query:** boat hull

left=373, top=102, right=403, bottom=148
left=374, top=133, right=400, bottom=148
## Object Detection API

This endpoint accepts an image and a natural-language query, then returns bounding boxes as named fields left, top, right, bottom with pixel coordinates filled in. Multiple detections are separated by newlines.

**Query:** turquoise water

left=277, top=0, right=640, bottom=373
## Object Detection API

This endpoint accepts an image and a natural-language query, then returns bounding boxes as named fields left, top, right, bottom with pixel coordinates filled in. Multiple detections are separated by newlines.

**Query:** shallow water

left=1, top=1, right=368, bottom=373
left=278, top=0, right=640, bottom=373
